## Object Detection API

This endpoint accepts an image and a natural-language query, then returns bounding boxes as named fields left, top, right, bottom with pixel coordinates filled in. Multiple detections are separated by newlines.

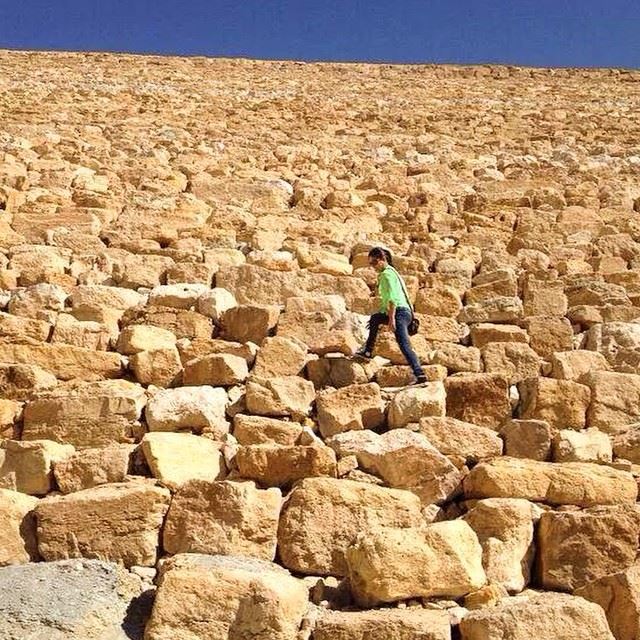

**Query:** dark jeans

left=364, top=307, right=424, bottom=377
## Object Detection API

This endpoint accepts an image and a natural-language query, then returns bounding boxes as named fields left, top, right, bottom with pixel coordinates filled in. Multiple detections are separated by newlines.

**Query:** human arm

left=387, top=301, right=396, bottom=330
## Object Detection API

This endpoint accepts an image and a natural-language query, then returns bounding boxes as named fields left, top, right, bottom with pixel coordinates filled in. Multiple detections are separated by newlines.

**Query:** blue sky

left=1, top=0, right=639, bottom=68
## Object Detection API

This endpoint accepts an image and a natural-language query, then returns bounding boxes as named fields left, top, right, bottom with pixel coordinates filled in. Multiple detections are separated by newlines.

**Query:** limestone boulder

left=537, top=505, right=640, bottom=591
left=313, top=609, right=451, bottom=640
left=387, top=382, right=446, bottom=428
left=35, top=480, right=171, bottom=567
left=148, top=283, right=209, bottom=309
left=524, top=316, right=574, bottom=359
left=575, top=563, right=640, bottom=640
left=277, top=308, right=361, bottom=356
left=277, top=477, right=423, bottom=576
left=0, top=489, right=38, bottom=565
left=586, top=322, right=640, bottom=373
left=463, top=498, right=541, bottom=593
left=316, top=382, right=385, bottom=437
left=129, top=346, right=183, bottom=387
left=245, top=375, right=316, bottom=418
left=551, top=428, right=612, bottom=463
left=116, top=324, right=177, bottom=355
left=500, top=418, right=552, bottom=460
left=0, top=363, right=57, bottom=401
left=470, top=323, right=529, bottom=348
left=145, top=386, right=229, bottom=437
left=232, top=414, right=304, bottom=445
left=53, top=444, right=134, bottom=493
left=464, top=457, right=637, bottom=507
left=445, top=373, right=511, bottom=429
left=183, top=352, right=249, bottom=386
left=22, top=380, right=146, bottom=448
left=144, top=553, right=308, bottom=640
left=235, top=443, right=337, bottom=487
left=518, top=377, right=591, bottom=431
left=0, top=439, right=74, bottom=495
left=307, top=355, right=371, bottom=389
left=352, top=429, right=462, bottom=504
left=252, top=335, right=307, bottom=377
left=0, top=340, right=123, bottom=381
left=481, top=342, right=541, bottom=384
left=418, top=416, right=503, bottom=462
left=221, top=303, right=280, bottom=345
left=613, top=425, right=640, bottom=464
left=346, top=521, right=486, bottom=606
left=459, top=592, right=615, bottom=640
left=550, top=350, right=610, bottom=381
left=584, top=371, right=640, bottom=433
left=197, top=287, right=238, bottom=322
left=163, top=480, right=281, bottom=560
left=140, top=432, right=226, bottom=489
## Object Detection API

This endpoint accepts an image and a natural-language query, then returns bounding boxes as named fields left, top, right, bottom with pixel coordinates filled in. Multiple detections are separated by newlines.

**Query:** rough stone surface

left=35, top=480, right=171, bottom=567
left=277, top=477, right=423, bottom=576
left=145, top=553, right=308, bottom=640
left=163, top=480, right=281, bottom=560
left=0, top=559, right=148, bottom=640
left=346, top=521, right=486, bottom=606
left=459, top=592, right=615, bottom=640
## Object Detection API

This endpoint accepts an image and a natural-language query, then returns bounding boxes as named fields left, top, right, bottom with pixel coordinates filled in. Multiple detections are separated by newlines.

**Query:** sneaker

left=413, top=375, right=428, bottom=385
left=355, top=347, right=372, bottom=359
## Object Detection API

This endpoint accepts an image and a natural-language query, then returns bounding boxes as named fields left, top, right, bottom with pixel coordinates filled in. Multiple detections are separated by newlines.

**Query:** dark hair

left=368, top=246, right=393, bottom=266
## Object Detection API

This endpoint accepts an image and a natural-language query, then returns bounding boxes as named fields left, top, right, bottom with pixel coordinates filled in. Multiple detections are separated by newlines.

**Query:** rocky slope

left=0, top=49, right=640, bottom=639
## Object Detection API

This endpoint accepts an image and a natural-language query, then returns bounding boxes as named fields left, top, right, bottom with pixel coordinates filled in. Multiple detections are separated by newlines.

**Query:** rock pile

left=0, top=49, right=639, bottom=638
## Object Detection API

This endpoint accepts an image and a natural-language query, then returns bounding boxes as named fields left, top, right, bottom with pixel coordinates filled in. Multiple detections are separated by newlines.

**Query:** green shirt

left=378, top=265, right=410, bottom=313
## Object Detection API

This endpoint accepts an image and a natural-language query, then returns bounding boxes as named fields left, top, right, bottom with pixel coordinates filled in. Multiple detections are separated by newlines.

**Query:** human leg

left=358, top=312, right=387, bottom=356
left=394, top=308, right=425, bottom=378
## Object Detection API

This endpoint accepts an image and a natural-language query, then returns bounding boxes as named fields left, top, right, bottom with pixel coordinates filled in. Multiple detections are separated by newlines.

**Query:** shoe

left=413, top=375, right=428, bottom=385
left=355, top=347, right=372, bottom=359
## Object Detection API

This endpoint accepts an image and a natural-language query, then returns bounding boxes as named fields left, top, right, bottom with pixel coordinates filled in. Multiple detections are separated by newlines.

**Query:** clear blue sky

left=1, top=0, right=639, bottom=68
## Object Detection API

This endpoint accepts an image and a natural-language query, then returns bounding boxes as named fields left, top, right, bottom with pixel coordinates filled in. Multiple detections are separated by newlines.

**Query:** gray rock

left=0, top=559, right=151, bottom=639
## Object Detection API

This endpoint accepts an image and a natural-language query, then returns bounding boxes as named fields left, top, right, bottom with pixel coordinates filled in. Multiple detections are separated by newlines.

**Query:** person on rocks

left=356, top=246, right=427, bottom=384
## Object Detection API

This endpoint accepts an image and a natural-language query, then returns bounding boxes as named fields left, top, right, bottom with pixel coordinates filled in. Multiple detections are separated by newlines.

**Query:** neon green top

left=378, top=265, right=410, bottom=313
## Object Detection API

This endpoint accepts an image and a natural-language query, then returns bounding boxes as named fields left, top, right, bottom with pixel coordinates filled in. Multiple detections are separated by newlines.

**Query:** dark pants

left=364, top=307, right=424, bottom=377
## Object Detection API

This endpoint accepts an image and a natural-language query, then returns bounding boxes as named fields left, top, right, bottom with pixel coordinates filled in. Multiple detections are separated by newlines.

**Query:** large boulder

left=53, top=444, right=134, bottom=493
left=245, top=375, right=316, bottom=418
left=464, top=457, right=637, bottom=507
left=537, top=505, right=640, bottom=591
left=459, top=592, right=615, bottom=640
left=346, top=521, right=486, bottom=606
left=575, top=563, right=640, bottom=640
left=163, top=480, right=281, bottom=560
left=0, top=488, right=38, bottom=565
left=0, top=439, right=74, bottom=495
left=316, top=382, right=386, bottom=437
left=332, top=428, right=462, bottom=504
left=277, top=477, right=423, bottom=576
left=35, top=480, right=171, bottom=567
left=463, top=498, right=542, bottom=593
left=22, top=380, right=146, bottom=448
left=140, top=432, right=226, bottom=489
left=418, top=416, right=503, bottom=462
left=518, top=377, right=591, bottom=431
left=584, top=371, right=640, bottom=433
left=445, top=373, right=511, bottom=429
left=387, top=382, right=446, bottom=428
left=313, top=609, right=451, bottom=640
left=145, top=386, right=229, bottom=437
left=235, top=443, right=337, bottom=487
left=144, top=553, right=308, bottom=640
left=0, top=559, right=148, bottom=640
